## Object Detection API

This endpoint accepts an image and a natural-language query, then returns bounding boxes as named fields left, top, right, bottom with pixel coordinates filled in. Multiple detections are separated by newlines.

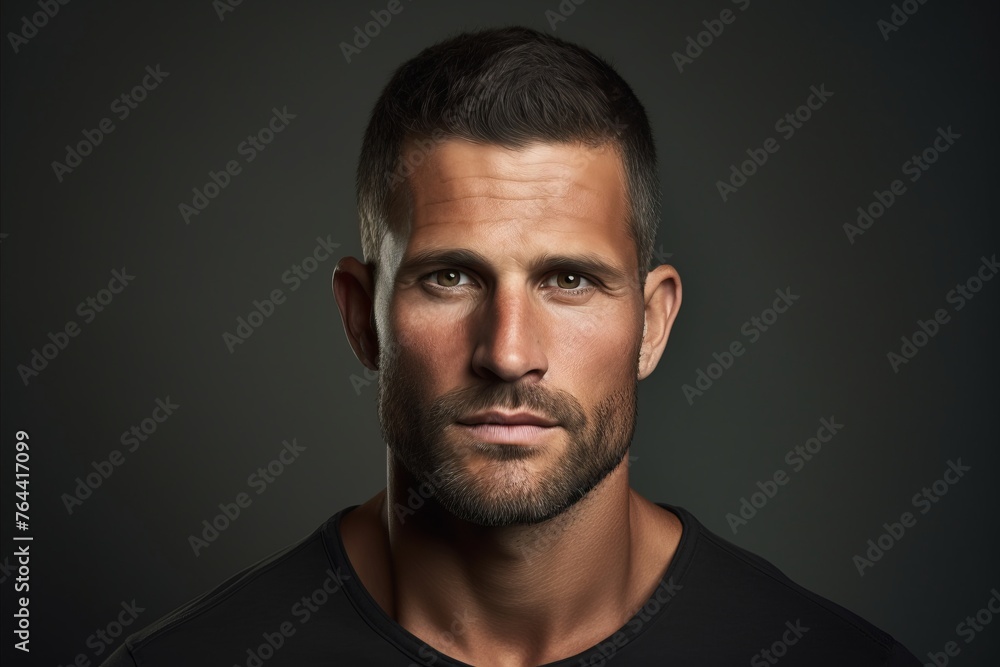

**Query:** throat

left=338, top=483, right=682, bottom=665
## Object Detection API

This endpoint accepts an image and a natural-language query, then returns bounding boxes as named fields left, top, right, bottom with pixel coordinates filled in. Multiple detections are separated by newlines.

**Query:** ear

left=637, top=264, right=682, bottom=380
left=332, top=257, right=379, bottom=371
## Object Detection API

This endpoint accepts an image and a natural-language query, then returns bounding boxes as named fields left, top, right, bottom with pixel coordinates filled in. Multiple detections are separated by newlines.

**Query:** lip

left=458, top=423, right=558, bottom=446
left=457, top=410, right=558, bottom=427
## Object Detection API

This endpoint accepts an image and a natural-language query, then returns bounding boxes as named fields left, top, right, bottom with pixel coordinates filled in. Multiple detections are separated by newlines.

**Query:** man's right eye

left=425, top=269, right=475, bottom=288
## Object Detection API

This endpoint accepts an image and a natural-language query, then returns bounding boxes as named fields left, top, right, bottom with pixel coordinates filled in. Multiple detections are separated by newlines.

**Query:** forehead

left=386, top=139, right=633, bottom=267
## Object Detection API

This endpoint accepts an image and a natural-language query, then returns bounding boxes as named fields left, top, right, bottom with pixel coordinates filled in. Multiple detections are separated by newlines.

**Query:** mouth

left=456, top=411, right=560, bottom=445
left=457, top=410, right=558, bottom=427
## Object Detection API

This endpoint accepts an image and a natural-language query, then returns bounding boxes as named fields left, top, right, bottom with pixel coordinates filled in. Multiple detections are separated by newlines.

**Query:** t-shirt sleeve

left=98, top=643, right=139, bottom=667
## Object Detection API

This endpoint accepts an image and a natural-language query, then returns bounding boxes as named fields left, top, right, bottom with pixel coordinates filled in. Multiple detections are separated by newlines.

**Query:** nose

left=471, top=284, right=548, bottom=383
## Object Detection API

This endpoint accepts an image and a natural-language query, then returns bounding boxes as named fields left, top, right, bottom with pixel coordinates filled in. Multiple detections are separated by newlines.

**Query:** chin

left=438, top=466, right=593, bottom=527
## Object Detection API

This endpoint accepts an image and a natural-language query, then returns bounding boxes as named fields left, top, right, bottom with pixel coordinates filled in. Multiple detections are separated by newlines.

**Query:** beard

left=376, top=338, right=640, bottom=527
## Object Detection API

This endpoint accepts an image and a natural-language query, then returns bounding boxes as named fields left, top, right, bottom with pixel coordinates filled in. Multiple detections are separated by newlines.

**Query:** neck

left=340, top=454, right=680, bottom=667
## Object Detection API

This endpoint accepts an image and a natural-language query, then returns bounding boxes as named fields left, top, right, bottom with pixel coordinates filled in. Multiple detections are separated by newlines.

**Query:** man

left=103, top=27, right=920, bottom=666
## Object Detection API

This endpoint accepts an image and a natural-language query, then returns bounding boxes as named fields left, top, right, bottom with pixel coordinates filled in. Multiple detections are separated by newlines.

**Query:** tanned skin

left=333, top=139, right=683, bottom=667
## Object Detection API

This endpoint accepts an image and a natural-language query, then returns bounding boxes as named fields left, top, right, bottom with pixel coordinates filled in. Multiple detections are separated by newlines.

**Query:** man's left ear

left=637, top=264, right=682, bottom=380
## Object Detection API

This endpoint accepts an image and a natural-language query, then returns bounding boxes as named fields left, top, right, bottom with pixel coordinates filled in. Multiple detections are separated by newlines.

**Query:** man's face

left=375, top=139, right=645, bottom=527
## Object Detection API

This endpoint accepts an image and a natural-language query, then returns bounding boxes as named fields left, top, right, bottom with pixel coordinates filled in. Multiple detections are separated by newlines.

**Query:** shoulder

left=99, top=512, right=357, bottom=667
left=658, top=504, right=920, bottom=666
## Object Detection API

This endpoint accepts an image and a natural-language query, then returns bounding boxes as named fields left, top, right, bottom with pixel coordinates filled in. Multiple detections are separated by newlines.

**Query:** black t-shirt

left=100, top=504, right=920, bottom=666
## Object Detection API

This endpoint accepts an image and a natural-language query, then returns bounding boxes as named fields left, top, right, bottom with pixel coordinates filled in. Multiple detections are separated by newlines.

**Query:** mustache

left=423, top=381, right=587, bottom=436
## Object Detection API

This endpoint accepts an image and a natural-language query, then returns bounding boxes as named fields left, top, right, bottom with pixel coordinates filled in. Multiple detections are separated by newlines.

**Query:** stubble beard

left=376, top=339, right=641, bottom=527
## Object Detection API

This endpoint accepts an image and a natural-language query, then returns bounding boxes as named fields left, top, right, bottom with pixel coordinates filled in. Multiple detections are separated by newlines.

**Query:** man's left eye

left=544, top=273, right=593, bottom=290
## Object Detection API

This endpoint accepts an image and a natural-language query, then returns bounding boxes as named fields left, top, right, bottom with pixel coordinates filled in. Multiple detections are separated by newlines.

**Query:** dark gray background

left=2, top=0, right=998, bottom=664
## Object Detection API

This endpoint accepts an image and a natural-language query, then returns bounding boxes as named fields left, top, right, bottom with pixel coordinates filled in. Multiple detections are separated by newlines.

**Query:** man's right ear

left=332, top=257, right=379, bottom=371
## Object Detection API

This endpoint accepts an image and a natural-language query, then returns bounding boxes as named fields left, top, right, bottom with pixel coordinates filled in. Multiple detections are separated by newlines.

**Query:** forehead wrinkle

left=421, top=193, right=563, bottom=206
left=414, top=190, right=598, bottom=225
left=398, top=139, right=629, bottom=252
left=428, top=172, right=568, bottom=188
left=431, top=155, right=594, bottom=186
left=413, top=181, right=611, bottom=232
left=414, top=179, right=574, bottom=209
left=433, top=171, right=585, bottom=191
left=436, top=174, right=566, bottom=183
left=408, top=212, right=621, bottom=249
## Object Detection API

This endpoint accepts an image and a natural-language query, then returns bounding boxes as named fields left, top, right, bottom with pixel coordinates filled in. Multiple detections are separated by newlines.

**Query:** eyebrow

left=397, top=248, right=632, bottom=286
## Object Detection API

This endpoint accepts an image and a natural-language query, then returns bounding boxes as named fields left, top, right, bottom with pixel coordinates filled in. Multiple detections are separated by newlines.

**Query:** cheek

left=548, top=308, right=641, bottom=389
left=390, top=307, right=467, bottom=382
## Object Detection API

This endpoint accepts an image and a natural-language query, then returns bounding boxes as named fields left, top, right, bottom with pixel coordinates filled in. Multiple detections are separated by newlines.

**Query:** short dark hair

left=356, top=25, right=659, bottom=285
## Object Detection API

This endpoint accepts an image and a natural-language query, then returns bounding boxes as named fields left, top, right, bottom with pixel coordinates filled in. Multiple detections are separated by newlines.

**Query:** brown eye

left=432, top=269, right=469, bottom=287
left=557, top=273, right=579, bottom=289
left=551, top=272, right=592, bottom=290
